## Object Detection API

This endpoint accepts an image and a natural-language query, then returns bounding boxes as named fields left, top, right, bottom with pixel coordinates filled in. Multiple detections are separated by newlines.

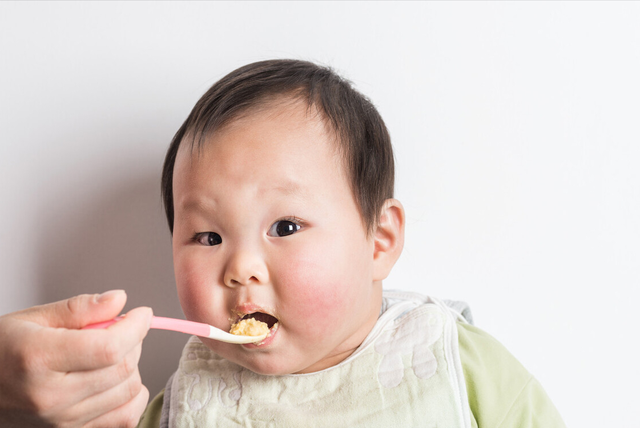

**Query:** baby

left=138, top=59, right=565, bottom=427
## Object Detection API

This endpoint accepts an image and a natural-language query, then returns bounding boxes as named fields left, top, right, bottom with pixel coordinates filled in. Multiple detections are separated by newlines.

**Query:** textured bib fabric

left=167, top=292, right=471, bottom=428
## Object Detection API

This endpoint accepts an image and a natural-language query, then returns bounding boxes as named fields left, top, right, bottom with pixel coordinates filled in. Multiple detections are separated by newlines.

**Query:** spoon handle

left=84, top=316, right=266, bottom=344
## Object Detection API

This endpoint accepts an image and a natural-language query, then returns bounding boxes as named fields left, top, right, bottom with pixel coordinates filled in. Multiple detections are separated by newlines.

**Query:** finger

left=62, top=370, right=147, bottom=428
left=84, top=384, right=149, bottom=428
left=51, top=343, right=143, bottom=408
left=41, top=306, right=152, bottom=372
left=17, top=290, right=127, bottom=329
left=11, top=344, right=144, bottom=426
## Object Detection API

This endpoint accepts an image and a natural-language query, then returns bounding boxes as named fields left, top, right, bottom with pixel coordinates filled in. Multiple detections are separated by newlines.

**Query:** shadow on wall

left=36, top=172, right=186, bottom=399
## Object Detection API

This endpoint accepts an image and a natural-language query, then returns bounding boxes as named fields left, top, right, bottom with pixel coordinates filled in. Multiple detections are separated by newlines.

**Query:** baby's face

left=171, top=100, right=382, bottom=375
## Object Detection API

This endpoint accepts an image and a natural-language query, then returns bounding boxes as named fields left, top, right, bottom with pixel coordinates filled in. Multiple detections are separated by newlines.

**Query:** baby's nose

left=223, top=249, right=268, bottom=288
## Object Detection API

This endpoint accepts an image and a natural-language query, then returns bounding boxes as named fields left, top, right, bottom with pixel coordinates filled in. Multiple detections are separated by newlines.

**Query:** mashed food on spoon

left=230, top=318, right=269, bottom=336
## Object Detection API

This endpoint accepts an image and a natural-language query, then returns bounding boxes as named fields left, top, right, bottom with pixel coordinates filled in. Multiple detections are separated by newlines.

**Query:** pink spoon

left=84, top=316, right=267, bottom=344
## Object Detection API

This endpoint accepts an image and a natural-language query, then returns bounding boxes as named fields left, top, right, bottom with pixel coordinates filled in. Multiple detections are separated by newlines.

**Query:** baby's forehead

left=220, top=96, right=337, bottom=142
left=171, top=105, right=363, bottom=227
left=178, top=100, right=343, bottom=169
left=174, top=103, right=345, bottom=186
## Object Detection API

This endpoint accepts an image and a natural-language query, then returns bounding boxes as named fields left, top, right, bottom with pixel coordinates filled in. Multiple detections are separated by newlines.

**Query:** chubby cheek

left=174, top=252, right=226, bottom=326
left=276, top=243, right=370, bottom=338
left=284, top=279, right=345, bottom=337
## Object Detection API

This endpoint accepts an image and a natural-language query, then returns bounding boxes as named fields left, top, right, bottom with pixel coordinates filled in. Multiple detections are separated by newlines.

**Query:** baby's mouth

left=238, top=312, right=279, bottom=329
left=229, top=311, right=280, bottom=346
left=229, top=305, right=280, bottom=345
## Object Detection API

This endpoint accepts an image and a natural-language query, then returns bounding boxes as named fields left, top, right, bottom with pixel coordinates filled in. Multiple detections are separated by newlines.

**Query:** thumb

left=19, top=290, right=128, bottom=329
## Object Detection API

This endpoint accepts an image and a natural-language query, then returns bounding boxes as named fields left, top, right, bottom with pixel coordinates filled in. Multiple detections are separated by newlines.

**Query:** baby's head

left=162, top=59, right=405, bottom=375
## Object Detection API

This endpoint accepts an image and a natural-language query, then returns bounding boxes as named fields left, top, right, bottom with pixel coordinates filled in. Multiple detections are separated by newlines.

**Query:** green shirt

left=137, top=322, right=565, bottom=428
left=458, top=322, right=565, bottom=428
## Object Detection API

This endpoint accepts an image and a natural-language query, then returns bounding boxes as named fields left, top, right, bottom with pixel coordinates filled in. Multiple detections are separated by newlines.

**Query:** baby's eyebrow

left=177, top=181, right=308, bottom=216
left=178, top=198, right=216, bottom=214
left=269, top=182, right=304, bottom=196
left=255, top=175, right=307, bottom=198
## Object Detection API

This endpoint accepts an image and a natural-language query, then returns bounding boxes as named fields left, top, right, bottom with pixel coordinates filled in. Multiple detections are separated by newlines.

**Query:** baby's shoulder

left=136, top=389, right=164, bottom=428
left=457, top=322, right=565, bottom=428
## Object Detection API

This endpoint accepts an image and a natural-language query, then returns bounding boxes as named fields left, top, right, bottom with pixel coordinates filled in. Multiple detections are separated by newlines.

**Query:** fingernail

left=96, top=289, right=125, bottom=303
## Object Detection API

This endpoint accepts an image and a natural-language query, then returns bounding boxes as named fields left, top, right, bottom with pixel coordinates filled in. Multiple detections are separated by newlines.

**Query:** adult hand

left=0, top=290, right=153, bottom=428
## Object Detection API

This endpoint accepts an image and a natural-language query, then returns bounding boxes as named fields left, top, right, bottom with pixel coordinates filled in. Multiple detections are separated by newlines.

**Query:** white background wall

left=1, top=2, right=638, bottom=426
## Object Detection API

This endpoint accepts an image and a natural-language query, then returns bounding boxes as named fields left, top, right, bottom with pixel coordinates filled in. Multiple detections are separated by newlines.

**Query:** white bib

left=166, top=292, right=471, bottom=428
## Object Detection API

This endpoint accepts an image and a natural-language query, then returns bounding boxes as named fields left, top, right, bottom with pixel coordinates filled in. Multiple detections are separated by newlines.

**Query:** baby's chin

left=240, top=359, right=299, bottom=376
left=199, top=337, right=314, bottom=375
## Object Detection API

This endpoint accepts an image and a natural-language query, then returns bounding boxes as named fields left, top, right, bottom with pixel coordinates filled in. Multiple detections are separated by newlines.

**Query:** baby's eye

left=267, top=219, right=301, bottom=237
left=194, top=232, right=222, bottom=246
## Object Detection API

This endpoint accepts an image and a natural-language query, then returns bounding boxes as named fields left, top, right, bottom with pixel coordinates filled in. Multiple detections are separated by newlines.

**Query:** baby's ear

left=372, top=199, right=405, bottom=281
